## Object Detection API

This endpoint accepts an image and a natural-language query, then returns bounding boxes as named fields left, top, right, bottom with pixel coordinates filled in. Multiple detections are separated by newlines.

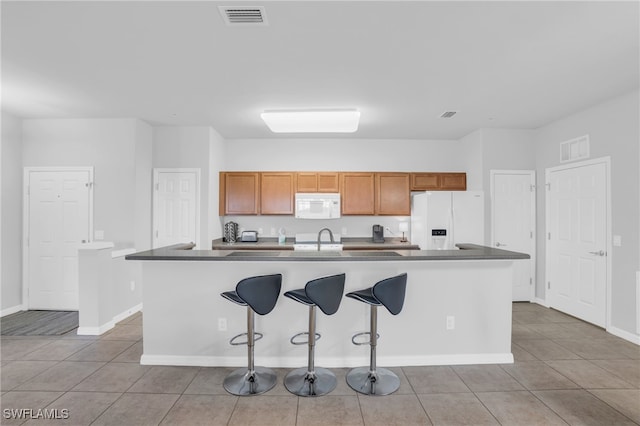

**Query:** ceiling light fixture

left=260, top=109, right=361, bottom=133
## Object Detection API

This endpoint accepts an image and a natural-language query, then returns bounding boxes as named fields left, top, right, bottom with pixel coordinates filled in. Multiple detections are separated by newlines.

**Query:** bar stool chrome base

left=284, top=367, right=337, bottom=397
left=346, top=366, right=400, bottom=396
left=223, top=366, right=277, bottom=396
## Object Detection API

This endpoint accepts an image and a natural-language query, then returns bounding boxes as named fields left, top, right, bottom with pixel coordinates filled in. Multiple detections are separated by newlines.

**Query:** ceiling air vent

left=219, top=6, right=268, bottom=25
left=440, top=111, right=457, bottom=119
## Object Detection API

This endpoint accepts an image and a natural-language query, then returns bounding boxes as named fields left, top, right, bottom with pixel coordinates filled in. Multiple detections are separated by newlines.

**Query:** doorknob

left=495, top=242, right=507, bottom=247
left=588, top=250, right=606, bottom=256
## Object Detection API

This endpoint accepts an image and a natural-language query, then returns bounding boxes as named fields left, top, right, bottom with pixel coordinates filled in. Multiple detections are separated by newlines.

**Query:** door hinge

left=547, top=281, right=550, bottom=289
left=530, top=231, right=533, bottom=239
left=546, top=183, right=551, bottom=191
left=155, top=230, right=159, bottom=238
left=530, top=277, right=533, bottom=285
left=548, top=232, right=551, bottom=240
left=155, top=183, right=159, bottom=191
left=27, top=185, right=30, bottom=196
left=530, top=184, right=536, bottom=192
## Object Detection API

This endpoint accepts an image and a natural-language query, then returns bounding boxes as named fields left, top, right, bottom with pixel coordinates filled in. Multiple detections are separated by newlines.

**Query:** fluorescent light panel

left=261, top=109, right=360, bottom=133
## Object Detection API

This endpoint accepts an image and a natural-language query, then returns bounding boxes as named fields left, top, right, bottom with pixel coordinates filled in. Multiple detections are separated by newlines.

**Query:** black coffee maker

left=372, top=224, right=385, bottom=243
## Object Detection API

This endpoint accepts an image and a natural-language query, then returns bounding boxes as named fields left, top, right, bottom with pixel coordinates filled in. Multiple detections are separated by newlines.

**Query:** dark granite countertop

left=126, top=243, right=530, bottom=262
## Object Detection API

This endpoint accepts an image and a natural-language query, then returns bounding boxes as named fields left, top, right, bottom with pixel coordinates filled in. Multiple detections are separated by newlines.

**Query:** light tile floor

left=1, top=303, right=639, bottom=425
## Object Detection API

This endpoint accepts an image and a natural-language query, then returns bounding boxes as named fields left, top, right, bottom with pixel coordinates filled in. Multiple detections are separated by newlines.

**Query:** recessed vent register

left=219, top=6, right=268, bottom=25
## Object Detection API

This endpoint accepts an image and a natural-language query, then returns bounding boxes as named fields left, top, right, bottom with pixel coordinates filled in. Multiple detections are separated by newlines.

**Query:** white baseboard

left=534, top=297, right=549, bottom=307
left=113, top=303, right=143, bottom=324
left=76, top=303, right=143, bottom=336
left=77, top=321, right=115, bottom=336
left=1, top=305, right=24, bottom=317
left=140, top=352, right=514, bottom=368
left=607, top=326, right=640, bottom=345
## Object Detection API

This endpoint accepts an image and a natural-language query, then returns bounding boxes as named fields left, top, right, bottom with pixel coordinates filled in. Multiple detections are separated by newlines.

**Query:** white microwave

left=295, top=193, right=341, bottom=219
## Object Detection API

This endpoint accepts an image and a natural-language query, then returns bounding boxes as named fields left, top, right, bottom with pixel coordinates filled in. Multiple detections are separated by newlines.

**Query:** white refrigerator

left=410, top=191, right=485, bottom=250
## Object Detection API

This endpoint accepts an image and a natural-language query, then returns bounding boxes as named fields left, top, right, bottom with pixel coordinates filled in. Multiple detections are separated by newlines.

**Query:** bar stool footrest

left=351, top=331, right=380, bottom=346
left=290, top=331, right=322, bottom=345
left=229, top=332, right=264, bottom=346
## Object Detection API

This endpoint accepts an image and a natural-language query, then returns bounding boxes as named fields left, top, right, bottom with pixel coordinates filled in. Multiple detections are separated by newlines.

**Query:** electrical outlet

left=218, top=318, right=227, bottom=331
left=341, top=227, right=347, bottom=236
left=446, top=315, right=455, bottom=330
left=130, top=281, right=135, bottom=291
left=270, top=227, right=276, bottom=236
left=258, top=228, right=263, bottom=235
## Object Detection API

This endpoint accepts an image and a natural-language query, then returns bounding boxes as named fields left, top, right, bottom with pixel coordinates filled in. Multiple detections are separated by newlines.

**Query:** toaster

left=240, top=230, right=258, bottom=242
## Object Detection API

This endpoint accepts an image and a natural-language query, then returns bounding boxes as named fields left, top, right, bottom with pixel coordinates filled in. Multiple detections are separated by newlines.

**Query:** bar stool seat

left=220, top=274, right=282, bottom=396
left=284, top=273, right=346, bottom=397
left=346, top=273, right=407, bottom=396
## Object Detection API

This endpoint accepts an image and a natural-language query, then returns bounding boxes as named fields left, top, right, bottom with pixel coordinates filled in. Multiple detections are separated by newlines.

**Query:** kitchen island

left=126, top=244, right=528, bottom=368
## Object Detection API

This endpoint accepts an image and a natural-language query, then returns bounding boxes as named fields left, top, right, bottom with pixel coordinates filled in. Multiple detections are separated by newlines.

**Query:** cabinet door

left=376, top=173, right=410, bottom=215
left=410, top=172, right=467, bottom=190
left=410, top=173, right=441, bottom=190
left=296, top=173, right=318, bottom=192
left=317, top=172, right=339, bottom=192
left=295, top=172, right=339, bottom=193
left=340, top=173, right=375, bottom=215
left=440, top=173, right=467, bottom=190
left=261, top=172, right=295, bottom=215
left=221, top=172, right=260, bottom=215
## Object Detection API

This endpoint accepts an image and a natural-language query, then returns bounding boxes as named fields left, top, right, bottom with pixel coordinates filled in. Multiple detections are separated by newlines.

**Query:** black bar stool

left=283, top=273, right=346, bottom=396
left=345, top=273, right=407, bottom=396
left=220, top=274, right=282, bottom=396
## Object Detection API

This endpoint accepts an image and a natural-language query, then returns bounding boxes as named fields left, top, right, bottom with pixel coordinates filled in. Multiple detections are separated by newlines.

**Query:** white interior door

left=491, top=171, right=536, bottom=302
left=26, top=169, right=92, bottom=310
left=547, top=160, right=608, bottom=327
left=153, top=169, right=200, bottom=249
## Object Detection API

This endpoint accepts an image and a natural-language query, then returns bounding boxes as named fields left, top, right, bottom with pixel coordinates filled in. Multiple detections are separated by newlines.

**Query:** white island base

left=138, top=258, right=514, bottom=368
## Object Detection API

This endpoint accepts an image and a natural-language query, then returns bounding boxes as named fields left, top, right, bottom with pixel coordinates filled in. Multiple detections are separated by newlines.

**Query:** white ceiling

left=2, top=1, right=638, bottom=140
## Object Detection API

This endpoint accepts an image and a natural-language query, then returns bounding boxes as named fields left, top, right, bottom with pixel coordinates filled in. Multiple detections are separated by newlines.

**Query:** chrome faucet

left=317, top=228, right=335, bottom=251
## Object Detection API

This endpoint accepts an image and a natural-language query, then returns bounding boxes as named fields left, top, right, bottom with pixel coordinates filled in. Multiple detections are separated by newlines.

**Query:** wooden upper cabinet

left=411, top=173, right=440, bottom=190
left=295, top=172, right=339, bottom=193
left=410, top=172, right=467, bottom=191
left=260, top=172, right=295, bottom=215
left=440, top=173, right=467, bottom=190
left=220, top=172, right=260, bottom=215
left=340, top=173, right=375, bottom=215
left=376, top=173, right=410, bottom=215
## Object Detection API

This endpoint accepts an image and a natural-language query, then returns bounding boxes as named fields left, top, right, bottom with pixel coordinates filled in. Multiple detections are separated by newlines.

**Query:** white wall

left=1, top=111, right=24, bottom=312
left=22, top=118, right=151, bottom=248
left=209, top=127, right=226, bottom=243
left=224, top=137, right=477, bottom=179
left=534, top=89, right=640, bottom=336
left=134, top=121, right=153, bottom=251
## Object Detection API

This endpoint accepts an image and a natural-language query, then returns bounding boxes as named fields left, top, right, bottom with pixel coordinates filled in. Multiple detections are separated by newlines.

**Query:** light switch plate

left=613, top=235, right=622, bottom=246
